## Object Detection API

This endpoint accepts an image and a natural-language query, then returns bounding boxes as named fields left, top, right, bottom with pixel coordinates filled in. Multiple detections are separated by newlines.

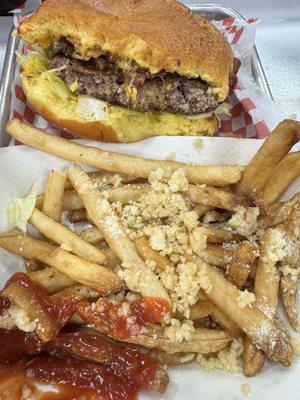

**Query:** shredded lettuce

left=7, top=182, right=38, bottom=233
left=17, top=51, right=50, bottom=77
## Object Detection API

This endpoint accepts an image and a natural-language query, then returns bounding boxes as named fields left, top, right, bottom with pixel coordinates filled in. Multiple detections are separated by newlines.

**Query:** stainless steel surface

left=0, top=28, right=19, bottom=146
left=0, top=3, right=272, bottom=145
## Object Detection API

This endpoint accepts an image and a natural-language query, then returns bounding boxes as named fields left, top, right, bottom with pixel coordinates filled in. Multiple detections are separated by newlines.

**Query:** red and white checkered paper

left=9, top=15, right=286, bottom=145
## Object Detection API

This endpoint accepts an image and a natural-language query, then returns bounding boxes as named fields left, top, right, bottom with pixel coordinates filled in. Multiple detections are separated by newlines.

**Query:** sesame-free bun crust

left=22, top=74, right=217, bottom=143
left=19, top=0, right=233, bottom=101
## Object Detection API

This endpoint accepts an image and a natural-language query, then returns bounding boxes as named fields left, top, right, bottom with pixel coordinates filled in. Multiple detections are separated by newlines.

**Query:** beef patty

left=49, top=39, right=239, bottom=115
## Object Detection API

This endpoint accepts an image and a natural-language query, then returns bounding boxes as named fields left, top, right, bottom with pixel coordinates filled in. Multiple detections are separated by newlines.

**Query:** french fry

left=199, top=225, right=244, bottom=244
left=189, top=301, right=211, bottom=320
left=2, top=281, right=56, bottom=342
left=38, top=185, right=150, bottom=212
left=148, top=349, right=196, bottom=366
left=226, top=242, right=258, bottom=288
left=7, top=120, right=243, bottom=186
left=83, top=322, right=232, bottom=354
left=68, top=209, right=88, bottom=223
left=262, top=151, right=300, bottom=205
left=260, top=193, right=300, bottom=228
left=190, top=295, right=241, bottom=338
left=24, top=258, right=45, bottom=273
left=187, top=185, right=252, bottom=211
left=80, top=227, right=104, bottom=244
left=237, top=119, right=300, bottom=195
left=204, top=244, right=233, bottom=267
left=242, top=229, right=281, bottom=377
left=65, top=171, right=140, bottom=190
left=0, top=231, right=53, bottom=264
left=28, top=267, right=76, bottom=294
left=198, top=263, right=292, bottom=365
left=280, top=273, right=300, bottom=331
left=243, top=339, right=265, bottom=377
left=42, top=170, right=67, bottom=222
left=51, top=284, right=99, bottom=303
left=194, top=204, right=213, bottom=217
left=135, top=236, right=171, bottom=271
left=67, top=164, right=171, bottom=304
left=29, top=208, right=106, bottom=264
left=50, top=329, right=169, bottom=394
left=48, top=248, right=124, bottom=295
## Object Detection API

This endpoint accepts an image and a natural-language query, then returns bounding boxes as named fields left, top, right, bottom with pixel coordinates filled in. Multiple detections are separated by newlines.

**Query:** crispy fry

left=24, top=258, right=45, bottom=273
left=242, top=230, right=281, bottom=377
left=237, top=119, right=300, bottom=195
left=48, top=248, right=124, bottom=295
left=29, top=208, right=106, bottom=264
left=205, top=244, right=233, bottom=267
left=65, top=171, right=140, bottom=190
left=260, top=193, right=300, bottom=228
left=0, top=231, right=53, bottom=264
left=2, top=282, right=56, bottom=342
left=50, top=329, right=169, bottom=394
left=135, top=236, right=171, bottom=271
left=80, top=227, right=104, bottom=244
left=7, top=120, right=243, bottom=186
left=280, top=273, right=300, bottom=331
left=67, top=164, right=171, bottom=304
left=262, top=151, right=300, bottom=205
left=28, top=267, right=76, bottom=294
left=226, top=242, right=258, bottom=288
left=194, top=204, right=213, bottom=217
left=88, top=323, right=232, bottom=354
left=42, top=170, right=67, bottom=222
left=189, top=301, right=211, bottom=320
left=51, top=284, right=99, bottom=303
left=148, top=349, right=196, bottom=366
left=199, top=263, right=292, bottom=365
left=243, top=338, right=265, bottom=377
left=39, top=185, right=150, bottom=213
left=199, top=224, right=244, bottom=244
left=187, top=185, right=252, bottom=211
left=68, top=209, right=88, bottom=223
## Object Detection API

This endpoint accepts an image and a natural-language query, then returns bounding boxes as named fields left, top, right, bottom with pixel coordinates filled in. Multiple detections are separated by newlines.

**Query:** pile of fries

left=0, top=118, right=299, bottom=394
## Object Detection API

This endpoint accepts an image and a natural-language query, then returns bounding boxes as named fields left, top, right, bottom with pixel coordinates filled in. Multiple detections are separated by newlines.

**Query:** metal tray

left=0, top=3, right=273, bottom=147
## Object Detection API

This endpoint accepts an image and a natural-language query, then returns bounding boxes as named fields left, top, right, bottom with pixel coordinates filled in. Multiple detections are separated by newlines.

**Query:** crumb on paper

left=241, top=383, right=251, bottom=397
left=165, top=151, right=176, bottom=160
left=194, top=138, right=203, bottom=150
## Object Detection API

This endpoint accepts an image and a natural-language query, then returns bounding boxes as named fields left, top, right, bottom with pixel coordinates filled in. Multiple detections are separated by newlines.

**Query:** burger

left=18, top=0, right=239, bottom=142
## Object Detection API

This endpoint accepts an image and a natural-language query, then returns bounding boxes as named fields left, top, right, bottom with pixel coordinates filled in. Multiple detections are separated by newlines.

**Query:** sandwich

left=18, top=0, right=239, bottom=143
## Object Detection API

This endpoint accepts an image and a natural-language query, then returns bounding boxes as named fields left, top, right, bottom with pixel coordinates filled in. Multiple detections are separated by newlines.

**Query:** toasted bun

left=19, top=0, right=233, bottom=101
left=22, top=74, right=217, bottom=143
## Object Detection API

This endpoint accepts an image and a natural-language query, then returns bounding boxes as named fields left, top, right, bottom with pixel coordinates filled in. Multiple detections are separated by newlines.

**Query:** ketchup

left=76, top=297, right=170, bottom=340
left=26, top=355, right=137, bottom=400
left=0, top=328, right=42, bottom=362
left=50, top=330, right=159, bottom=390
left=0, top=296, right=10, bottom=315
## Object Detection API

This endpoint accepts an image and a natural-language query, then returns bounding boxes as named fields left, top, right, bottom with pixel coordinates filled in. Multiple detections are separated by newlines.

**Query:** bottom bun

left=22, top=75, right=218, bottom=143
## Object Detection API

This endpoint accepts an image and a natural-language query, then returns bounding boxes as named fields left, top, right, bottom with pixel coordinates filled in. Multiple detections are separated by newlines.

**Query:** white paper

left=0, top=137, right=299, bottom=400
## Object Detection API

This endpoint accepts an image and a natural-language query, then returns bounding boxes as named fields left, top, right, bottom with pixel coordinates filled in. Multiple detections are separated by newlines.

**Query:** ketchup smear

left=76, top=297, right=171, bottom=340
left=0, top=328, right=162, bottom=400
left=49, top=330, right=159, bottom=390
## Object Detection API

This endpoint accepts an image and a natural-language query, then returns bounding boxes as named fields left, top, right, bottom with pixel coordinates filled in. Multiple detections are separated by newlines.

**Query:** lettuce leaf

left=7, top=182, right=38, bottom=233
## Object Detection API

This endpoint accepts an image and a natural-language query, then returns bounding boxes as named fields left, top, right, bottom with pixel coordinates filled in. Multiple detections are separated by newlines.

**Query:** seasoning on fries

left=0, top=118, right=299, bottom=397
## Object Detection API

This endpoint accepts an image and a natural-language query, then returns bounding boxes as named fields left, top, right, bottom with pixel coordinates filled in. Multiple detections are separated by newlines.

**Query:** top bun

left=19, top=0, right=233, bottom=102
